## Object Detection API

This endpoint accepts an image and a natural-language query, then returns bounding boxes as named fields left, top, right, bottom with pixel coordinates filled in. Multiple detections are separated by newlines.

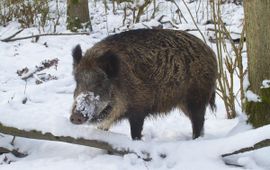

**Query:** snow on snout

left=75, top=92, right=100, bottom=118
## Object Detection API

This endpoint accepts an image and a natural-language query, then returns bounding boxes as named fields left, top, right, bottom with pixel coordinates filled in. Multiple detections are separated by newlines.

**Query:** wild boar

left=70, top=29, right=217, bottom=140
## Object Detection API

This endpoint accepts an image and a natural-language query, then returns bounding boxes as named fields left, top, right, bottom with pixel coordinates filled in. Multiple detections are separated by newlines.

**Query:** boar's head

left=70, top=45, right=118, bottom=125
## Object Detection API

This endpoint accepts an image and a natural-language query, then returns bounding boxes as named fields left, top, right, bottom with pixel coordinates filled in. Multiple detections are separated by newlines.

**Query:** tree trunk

left=244, top=0, right=270, bottom=127
left=67, top=0, right=92, bottom=32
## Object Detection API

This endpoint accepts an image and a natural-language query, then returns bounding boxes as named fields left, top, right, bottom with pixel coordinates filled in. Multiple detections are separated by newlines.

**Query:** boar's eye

left=75, top=70, right=107, bottom=89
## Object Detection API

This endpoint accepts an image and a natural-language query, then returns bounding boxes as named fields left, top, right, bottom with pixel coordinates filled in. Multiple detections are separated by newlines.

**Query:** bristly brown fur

left=72, top=29, right=218, bottom=140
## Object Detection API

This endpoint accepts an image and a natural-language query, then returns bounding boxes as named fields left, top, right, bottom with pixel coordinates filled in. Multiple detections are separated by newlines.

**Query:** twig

left=166, top=0, right=188, bottom=24
left=223, top=161, right=244, bottom=168
left=135, top=0, right=152, bottom=23
left=184, top=28, right=199, bottom=32
left=157, top=15, right=178, bottom=28
left=11, top=136, right=16, bottom=146
left=195, top=0, right=202, bottom=23
left=0, top=122, right=152, bottom=161
left=0, top=147, right=27, bottom=158
left=1, top=32, right=90, bottom=42
left=17, top=58, right=59, bottom=81
left=181, top=0, right=206, bottom=43
left=207, top=28, right=241, bottom=35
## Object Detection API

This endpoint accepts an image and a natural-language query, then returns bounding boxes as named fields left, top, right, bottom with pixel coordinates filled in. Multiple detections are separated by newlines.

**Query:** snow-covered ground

left=1, top=1, right=269, bottom=170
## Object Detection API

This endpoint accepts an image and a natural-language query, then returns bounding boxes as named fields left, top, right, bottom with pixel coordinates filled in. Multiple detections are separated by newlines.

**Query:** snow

left=262, top=80, right=270, bottom=89
left=1, top=1, right=269, bottom=170
left=246, top=90, right=261, bottom=102
left=74, top=92, right=98, bottom=118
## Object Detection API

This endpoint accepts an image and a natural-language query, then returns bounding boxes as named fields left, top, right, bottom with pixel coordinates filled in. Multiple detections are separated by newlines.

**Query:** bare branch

left=222, top=139, right=270, bottom=158
left=166, top=0, right=188, bottom=24
left=221, top=139, right=270, bottom=167
left=0, top=29, right=25, bottom=42
left=1, top=32, right=90, bottom=42
left=17, top=58, right=59, bottom=81
left=157, top=15, right=178, bottom=28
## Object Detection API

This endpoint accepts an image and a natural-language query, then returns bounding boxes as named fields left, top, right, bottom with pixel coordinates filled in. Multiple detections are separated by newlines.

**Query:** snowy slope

left=1, top=1, right=269, bottom=170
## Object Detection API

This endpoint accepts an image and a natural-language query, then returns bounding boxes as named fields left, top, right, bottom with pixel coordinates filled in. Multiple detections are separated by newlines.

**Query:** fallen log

left=222, top=139, right=270, bottom=167
left=0, top=122, right=151, bottom=161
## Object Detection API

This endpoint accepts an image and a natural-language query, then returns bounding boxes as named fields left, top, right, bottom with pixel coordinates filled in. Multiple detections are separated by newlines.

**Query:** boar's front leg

left=128, top=114, right=145, bottom=140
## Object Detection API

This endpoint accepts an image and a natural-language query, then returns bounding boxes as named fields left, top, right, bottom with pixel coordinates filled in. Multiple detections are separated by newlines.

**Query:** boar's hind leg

left=186, top=100, right=206, bottom=139
left=128, top=114, right=145, bottom=140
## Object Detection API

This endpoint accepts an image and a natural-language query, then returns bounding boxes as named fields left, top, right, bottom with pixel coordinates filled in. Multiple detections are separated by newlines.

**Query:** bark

left=244, top=0, right=270, bottom=127
left=67, top=0, right=91, bottom=32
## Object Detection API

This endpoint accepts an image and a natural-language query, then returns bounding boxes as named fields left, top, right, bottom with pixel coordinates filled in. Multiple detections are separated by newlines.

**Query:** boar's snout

left=70, top=112, right=88, bottom=124
left=70, top=92, right=97, bottom=125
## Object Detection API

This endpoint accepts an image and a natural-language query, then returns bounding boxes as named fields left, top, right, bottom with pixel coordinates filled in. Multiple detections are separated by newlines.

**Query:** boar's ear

left=97, top=51, right=119, bottom=79
left=72, top=44, right=82, bottom=68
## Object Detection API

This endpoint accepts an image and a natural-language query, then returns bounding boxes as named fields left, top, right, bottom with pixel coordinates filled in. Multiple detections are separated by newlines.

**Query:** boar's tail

left=209, top=91, right=216, bottom=112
